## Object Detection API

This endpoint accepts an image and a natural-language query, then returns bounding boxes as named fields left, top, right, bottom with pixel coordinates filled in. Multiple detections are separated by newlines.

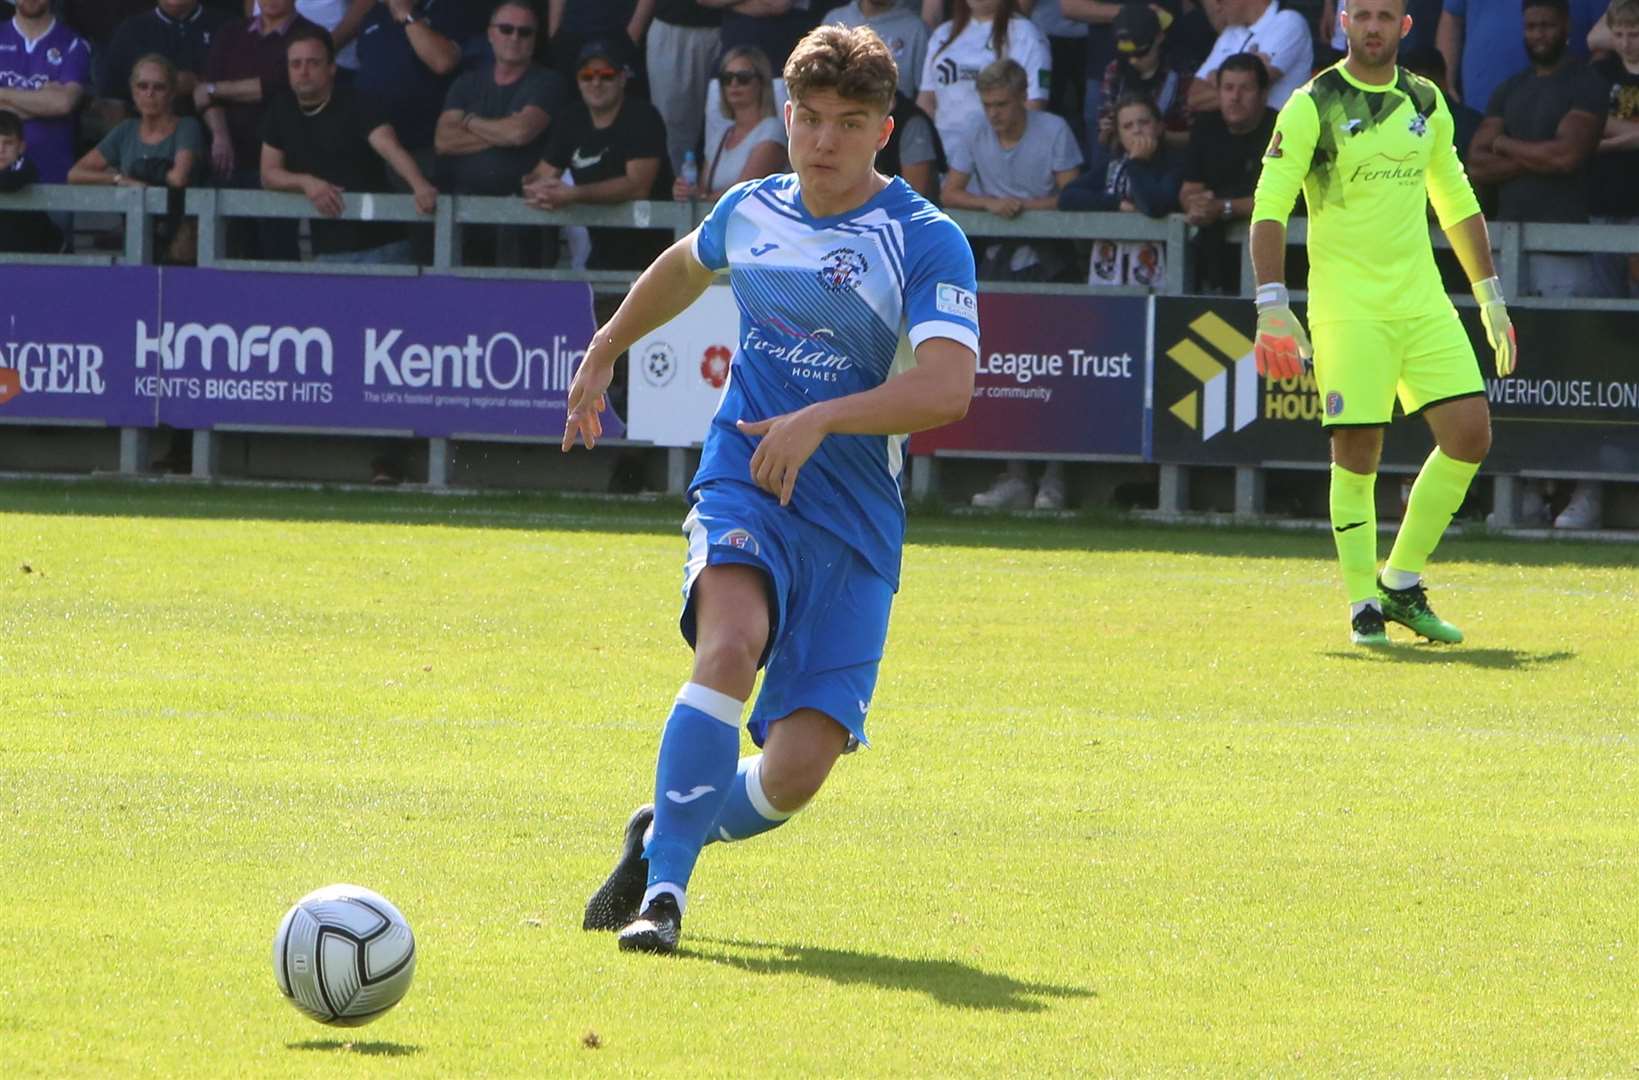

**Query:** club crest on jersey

left=1408, top=113, right=1428, bottom=137
left=818, top=247, right=868, bottom=293
left=719, top=528, right=759, bottom=555
left=1326, top=391, right=1344, bottom=417
left=46, top=48, right=62, bottom=66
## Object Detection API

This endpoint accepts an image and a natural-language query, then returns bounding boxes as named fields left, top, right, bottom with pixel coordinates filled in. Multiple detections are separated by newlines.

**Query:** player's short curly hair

left=783, top=24, right=898, bottom=115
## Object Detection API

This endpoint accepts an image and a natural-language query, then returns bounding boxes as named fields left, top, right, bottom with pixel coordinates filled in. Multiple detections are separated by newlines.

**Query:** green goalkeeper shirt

left=1251, top=63, right=1481, bottom=327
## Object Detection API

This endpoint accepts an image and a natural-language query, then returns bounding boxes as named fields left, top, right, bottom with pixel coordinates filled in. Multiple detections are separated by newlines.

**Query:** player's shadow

left=682, top=937, right=1095, bottom=1013
left=286, top=1039, right=422, bottom=1057
left=1320, top=647, right=1577, bottom=670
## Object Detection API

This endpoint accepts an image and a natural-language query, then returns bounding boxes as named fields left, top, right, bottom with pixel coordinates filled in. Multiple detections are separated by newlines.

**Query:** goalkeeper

left=1249, top=0, right=1517, bottom=647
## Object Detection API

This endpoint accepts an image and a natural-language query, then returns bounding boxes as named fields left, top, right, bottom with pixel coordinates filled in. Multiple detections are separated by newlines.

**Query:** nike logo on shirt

left=1334, top=521, right=1368, bottom=533
left=570, top=148, right=607, bottom=170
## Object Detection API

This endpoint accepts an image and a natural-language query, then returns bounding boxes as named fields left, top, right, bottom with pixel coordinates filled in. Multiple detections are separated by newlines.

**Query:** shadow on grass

left=286, top=1039, right=422, bottom=1057
left=681, top=936, right=1095, bottom=1013
left=2, top=477, right=1636, bottom=567
left=1320, top=648, right=1578, bottom=670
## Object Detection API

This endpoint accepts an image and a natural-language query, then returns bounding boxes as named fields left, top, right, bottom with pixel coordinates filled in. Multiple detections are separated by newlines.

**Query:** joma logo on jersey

left=818, top=248, right=869, bottom=292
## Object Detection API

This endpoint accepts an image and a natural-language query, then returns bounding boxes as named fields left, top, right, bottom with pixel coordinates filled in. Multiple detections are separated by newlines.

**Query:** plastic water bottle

left=680, top=150, right=699, bottom=193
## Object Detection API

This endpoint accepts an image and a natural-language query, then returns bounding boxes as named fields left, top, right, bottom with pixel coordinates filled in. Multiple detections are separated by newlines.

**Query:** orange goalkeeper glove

left=1253, top=283, right=1312, bottom=381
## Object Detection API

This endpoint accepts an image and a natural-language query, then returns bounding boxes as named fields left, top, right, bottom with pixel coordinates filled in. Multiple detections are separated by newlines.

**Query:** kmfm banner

left=910, top=292, right=1148, bottom=458
left=0, top=266, right=611, bottom=440
left=626, top=284, right=737, bottom=447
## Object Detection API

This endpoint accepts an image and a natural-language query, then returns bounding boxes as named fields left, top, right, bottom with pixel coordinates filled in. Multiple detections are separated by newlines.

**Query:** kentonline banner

left=0, top=267, right=611, bottom=439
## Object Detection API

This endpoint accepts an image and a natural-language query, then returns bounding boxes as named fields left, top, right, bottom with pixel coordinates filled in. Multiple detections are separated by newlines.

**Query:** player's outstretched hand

left=737, top=408, right=826, bottom=507
left=561, top=343, right=616, bottom=451
left=1253, top=283, right=1312, bottom=381
left=1473, top=275, right=1517, bottom=377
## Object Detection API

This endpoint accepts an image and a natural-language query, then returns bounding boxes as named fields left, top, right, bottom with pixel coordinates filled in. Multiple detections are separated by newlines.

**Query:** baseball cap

left=1114, top=3, right=1162, bottom=54
left=575, top=38, right=628, bottom=72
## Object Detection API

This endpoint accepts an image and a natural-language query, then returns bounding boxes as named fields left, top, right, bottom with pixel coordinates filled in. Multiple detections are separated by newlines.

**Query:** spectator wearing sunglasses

left=434, top=1, right=562, bottom=263
left=523, top=38, right=672, bottom=270
left=547, top=0, right=653, bottom=99
left=675, top=46, right=786, bottom=202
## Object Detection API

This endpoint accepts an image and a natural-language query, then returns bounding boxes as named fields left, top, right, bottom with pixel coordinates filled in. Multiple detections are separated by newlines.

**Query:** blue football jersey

left=689, top=174, right=980, bottom=589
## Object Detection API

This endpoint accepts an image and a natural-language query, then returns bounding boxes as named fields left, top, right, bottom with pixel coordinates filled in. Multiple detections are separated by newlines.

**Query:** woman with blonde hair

left=674, top=45, right=787, bottom=202
left=69, top=53, right=201, bottom=192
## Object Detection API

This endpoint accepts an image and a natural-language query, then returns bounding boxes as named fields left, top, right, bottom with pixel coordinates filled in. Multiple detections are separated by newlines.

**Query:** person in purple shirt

left=0, top=0, right=91, bottom=182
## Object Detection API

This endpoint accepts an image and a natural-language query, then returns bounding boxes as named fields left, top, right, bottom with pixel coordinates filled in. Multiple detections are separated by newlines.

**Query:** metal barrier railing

left=5, top=185, right=1636, bottom=305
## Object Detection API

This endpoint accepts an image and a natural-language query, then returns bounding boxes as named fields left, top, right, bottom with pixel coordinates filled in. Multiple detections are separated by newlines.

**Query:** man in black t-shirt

left=260, top=26, right=437, bottom=262
left=522, top=39, right=671, bottom=271
left=1467, top=0, right=1607, bottom=297
left=1178, top=52, right=1274, bottom=293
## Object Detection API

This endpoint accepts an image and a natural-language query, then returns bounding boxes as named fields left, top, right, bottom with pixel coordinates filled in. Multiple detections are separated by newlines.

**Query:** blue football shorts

left=679, top=480, right=894, bottom=748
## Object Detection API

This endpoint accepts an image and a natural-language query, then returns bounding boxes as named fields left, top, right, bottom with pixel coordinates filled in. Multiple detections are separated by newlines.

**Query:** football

left=272, top=884, right=416, bottom=1027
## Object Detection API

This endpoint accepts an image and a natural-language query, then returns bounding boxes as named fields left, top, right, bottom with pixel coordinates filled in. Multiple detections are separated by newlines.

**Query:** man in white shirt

left=1187, top=0, right=1313, bottom=111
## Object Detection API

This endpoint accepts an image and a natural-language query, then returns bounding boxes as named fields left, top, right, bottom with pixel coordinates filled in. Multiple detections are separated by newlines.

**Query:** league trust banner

left=0, top=266, right=158, bottom=427
left=626, top=285, right=738, bottom=447
left=150, top=270, right=611, bottom=439
left=1153, top=298, right=1639, bottom=472
left=910, top=293, right=1148, bottom=458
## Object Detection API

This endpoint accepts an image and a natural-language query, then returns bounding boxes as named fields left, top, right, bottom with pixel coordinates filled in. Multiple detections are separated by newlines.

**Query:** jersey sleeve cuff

left=690, top=230, right=726, bottom=274
left=909, top=320, right=979, bottom=355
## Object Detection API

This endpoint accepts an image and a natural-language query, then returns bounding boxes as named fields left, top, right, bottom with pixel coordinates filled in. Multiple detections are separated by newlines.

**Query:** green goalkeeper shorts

left=1311, top=308, right=1485, bottom=427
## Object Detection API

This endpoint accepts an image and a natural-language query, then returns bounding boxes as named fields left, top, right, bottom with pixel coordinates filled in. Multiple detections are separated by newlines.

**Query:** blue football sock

left=706, top=755, right=795, bottom=844
left=643, top=683, right=743, bottom=911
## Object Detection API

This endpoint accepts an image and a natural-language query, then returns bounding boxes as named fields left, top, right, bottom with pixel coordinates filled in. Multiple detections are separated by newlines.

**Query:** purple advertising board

left=0, top=267, right=612, bottom=439
left=910, top=292, right=1148, bottom=458
left=0, top=265, right=159, bottom=427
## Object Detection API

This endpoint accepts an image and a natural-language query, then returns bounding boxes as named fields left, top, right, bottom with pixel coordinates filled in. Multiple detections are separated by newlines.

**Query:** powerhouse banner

left=909, top=292, right=1149, bottom=458
left=1152, top=298, right=1639, bottom=472
left=0, top=267, right=613, bottom=439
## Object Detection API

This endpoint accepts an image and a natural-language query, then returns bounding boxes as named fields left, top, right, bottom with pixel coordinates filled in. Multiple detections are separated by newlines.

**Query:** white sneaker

left=1033, top=479, right=1065, bottom=510
left=971, top=474, right=1033, bottom=510
left=1554, top=483, right=1602, bottom=529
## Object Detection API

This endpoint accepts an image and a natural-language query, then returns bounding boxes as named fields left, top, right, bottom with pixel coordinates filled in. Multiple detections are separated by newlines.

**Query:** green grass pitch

left=2, top=479, right=1635, bottom=1076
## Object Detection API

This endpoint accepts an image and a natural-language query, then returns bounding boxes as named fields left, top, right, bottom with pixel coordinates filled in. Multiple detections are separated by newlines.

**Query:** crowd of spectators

left=0, top=2, right=1634, bottom=503
left=0, top=0, right=1633, bottom=281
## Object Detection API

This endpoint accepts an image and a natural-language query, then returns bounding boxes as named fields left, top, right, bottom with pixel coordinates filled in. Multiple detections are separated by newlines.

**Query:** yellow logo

left=1165, top=310, right=1321, bottom=438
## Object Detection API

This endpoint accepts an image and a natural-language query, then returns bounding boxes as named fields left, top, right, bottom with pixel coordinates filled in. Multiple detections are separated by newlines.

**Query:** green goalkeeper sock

left=1330, top=464, right=1378, bottom=605
left=1387, top=448, right=1480, bottom=577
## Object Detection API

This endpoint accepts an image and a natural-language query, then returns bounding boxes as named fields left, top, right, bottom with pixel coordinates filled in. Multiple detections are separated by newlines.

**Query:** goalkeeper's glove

left=1473, top=275, right=1517, bottom=377
left=1253, top=282, right=1312, bottom=380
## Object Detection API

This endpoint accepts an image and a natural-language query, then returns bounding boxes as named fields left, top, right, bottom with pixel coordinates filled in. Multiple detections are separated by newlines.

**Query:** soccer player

left=1250, top=0, right=1517, bottom=647
left=566, top=24, right=980, bottom=954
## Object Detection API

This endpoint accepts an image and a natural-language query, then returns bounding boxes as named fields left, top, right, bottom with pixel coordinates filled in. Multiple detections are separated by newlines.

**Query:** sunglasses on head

left=721, top=70, right=761, bottom=86
left=578, top=68, right=620, bottom=83
left=491, top=22, right=535, bottom=37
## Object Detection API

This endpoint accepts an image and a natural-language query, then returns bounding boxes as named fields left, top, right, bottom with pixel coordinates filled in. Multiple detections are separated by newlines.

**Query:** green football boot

left=1377, top=577, right=1463, bottom=644
left=1350, top=606, right=1389, bottom=647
